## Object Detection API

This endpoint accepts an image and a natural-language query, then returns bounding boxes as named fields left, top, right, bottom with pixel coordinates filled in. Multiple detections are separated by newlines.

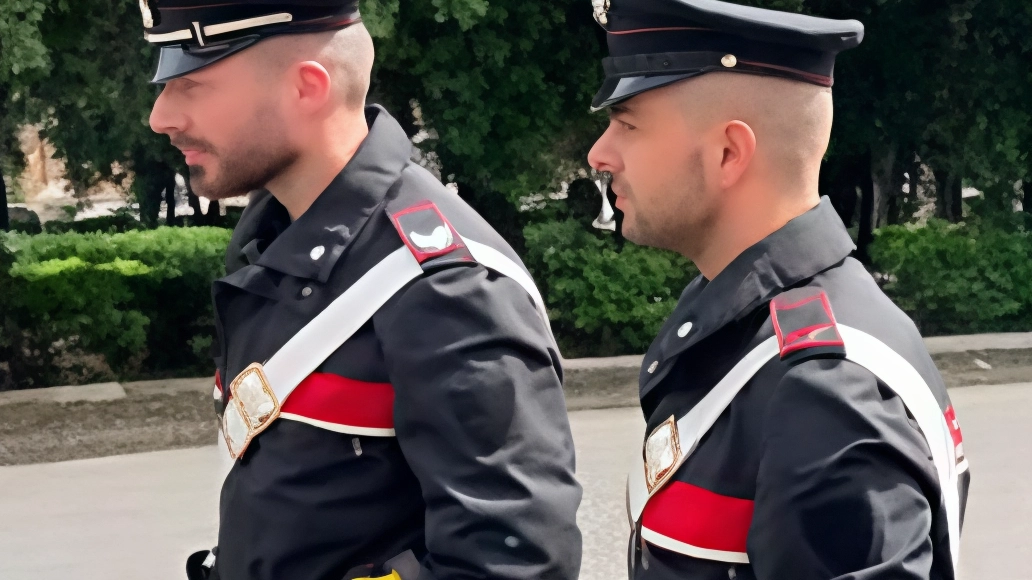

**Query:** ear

left=719, top=120, right=756, bottom=189
left=291, top=60, right=333, bottom=114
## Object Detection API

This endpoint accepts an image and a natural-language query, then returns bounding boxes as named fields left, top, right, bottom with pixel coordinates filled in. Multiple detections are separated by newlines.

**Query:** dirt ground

left=2, top=349, right=1030, bottom=466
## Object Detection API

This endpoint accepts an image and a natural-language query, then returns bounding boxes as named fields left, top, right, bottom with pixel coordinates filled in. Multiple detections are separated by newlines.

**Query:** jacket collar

left=641, top=197, right=856, bottom=396
left=225, top=104, right=413, bottom=286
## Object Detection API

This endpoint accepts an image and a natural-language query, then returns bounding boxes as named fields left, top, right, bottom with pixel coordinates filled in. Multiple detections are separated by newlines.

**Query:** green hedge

left=42, top=212, right=145, bottom=234
left=869, top=219, right=1032, bottom=336
left=3, top=216, right=1030, bottom=389
left=523, top=220, right=698, bottom=357
left=0, top=227, right=231, bottom=389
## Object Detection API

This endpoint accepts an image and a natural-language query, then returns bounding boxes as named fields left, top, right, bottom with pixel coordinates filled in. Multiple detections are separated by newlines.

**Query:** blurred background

left=2, top=0, right=1032, bottom=391
left=2, top=2, right=1031, bottom=579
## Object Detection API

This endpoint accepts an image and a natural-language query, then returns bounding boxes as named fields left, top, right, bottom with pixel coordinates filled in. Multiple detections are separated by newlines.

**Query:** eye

left=611, top=118, right=636, bottom=131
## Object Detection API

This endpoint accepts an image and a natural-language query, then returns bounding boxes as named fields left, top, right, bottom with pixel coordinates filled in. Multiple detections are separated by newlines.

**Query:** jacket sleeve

left=749, top=358, right=941, bottom=580
left=374, top=264, right=583, bottom=580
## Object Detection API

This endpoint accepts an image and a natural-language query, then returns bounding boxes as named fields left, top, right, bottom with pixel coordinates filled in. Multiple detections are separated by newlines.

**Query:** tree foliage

left=1, top=0, right=182, bottom=225
left=809, top=0, right=1030, bottom=249
left=871, top=218, right=1032, bottom=335
left=0, top=227, right=231, bottom=388
left=3, top=0, right=1027, bottom=236
left=362, top=0, right=606, bottom=248
left=0, top=1, right=1030, bottom=358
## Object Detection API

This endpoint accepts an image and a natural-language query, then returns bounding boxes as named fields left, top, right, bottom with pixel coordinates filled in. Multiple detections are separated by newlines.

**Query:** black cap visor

left=151, top=36, right=262, bottom=83
left=590, top=73, right=698, bottom=111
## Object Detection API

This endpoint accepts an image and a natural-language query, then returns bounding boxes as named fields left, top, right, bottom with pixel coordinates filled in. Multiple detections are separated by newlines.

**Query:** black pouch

left=186, top=548, right=218, bottom=580
left=342, top=550, right=422, bottom=580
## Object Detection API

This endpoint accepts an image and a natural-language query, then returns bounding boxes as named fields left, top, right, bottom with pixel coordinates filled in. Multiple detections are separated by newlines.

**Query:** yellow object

left=354, top=571, right=401, bottom=580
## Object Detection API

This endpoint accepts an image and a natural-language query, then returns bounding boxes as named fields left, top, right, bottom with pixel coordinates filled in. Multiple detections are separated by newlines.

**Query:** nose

left=587, top=124, right=622, bottom=174
left=149, top=85, right=186, bottom=136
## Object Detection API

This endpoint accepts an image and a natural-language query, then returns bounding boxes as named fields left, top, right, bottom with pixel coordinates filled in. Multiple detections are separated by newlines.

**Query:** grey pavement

left=5, top=331, right=1031, bottom=408
left=0, top=383, right=1028, bottom=580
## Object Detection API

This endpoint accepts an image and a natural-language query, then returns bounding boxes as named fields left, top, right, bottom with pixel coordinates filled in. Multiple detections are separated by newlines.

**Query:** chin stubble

left=188, top=103, right=299, bottom=200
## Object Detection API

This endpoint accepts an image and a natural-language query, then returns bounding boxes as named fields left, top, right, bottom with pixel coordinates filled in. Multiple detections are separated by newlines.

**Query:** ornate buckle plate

left=644, top=415, right=682, bottom=493
left=221, top=363, right=281, bottom=459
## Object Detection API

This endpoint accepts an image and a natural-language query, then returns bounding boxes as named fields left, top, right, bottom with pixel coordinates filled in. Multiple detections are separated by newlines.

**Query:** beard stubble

left=185, top=103, right=300, bottom=200
left=621, top=150, right=710, bottom=257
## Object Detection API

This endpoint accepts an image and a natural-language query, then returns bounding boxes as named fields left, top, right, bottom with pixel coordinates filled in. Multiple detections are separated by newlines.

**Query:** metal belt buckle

left=644, top=415, right=682, bottom=493
left=221, top=362, right=281, bottom=459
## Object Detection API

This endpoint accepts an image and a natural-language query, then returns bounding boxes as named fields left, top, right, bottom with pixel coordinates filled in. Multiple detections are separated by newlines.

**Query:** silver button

left=677, top=322, right=693, bottom=338
left=301, top=287, right=313, bottom=297
left=504, top=536, right=520, bottom=548
left=310, top=245, right=325, bottom=260
left=647, top=361, right=659, bottom=373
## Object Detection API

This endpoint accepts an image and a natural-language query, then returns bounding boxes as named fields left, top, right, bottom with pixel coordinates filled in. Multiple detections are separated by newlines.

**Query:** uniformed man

left=141, top=2, right=582, bottom=579
left=585, top=1, right=971, bottom=578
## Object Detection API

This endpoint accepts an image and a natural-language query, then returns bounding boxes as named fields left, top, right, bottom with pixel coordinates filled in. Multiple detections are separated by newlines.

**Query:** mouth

left=608, top=181, right=626, bottom=204
left=180, top=149, right=207, bottom=165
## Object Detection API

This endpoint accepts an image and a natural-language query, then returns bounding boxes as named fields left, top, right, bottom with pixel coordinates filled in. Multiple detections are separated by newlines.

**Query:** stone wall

left=10, top=125, right=130, bottom=223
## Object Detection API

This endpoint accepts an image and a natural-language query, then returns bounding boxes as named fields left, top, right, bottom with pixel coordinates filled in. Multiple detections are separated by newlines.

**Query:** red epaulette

left=388, top=200, right=475, bottom=270
left=769, top=289, right=846, bottom=364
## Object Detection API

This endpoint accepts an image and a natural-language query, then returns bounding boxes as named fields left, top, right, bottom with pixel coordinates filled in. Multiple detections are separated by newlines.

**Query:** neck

left=690, top=186, right=820, bottom=280
left=267, top=109, right=369, bottom=220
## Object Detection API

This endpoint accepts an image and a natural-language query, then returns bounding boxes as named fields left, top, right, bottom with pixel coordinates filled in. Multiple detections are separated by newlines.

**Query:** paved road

left=0, top=383, right=1028, bottom=580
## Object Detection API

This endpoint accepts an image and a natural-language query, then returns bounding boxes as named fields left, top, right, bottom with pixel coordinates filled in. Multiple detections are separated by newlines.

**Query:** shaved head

left=150, top=24, right=376, bottom=207
left=588, top=72, right=834, bottom=275
left=671, top=73, right=833, bottom=194
left=249, top=24, right=375, bottom=110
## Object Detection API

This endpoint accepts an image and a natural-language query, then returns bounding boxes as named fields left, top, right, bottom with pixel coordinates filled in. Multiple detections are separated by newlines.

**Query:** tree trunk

left=186, top=184, right=222, bottom=226
left=1023, top=180, right=1031, bottom=215
left=855, top=149, right=875, bottom=265
left=949, top=177, right=963, bottom=223
left=940, top=173, right=963, bottom=223
left=187, top=191, right=204, bottom=225
left=820, top=152, right=867, bottom=229
left=209, top=200, right=222, bottom=226
left=133, top=156, right=165, bottom=228
left=870, top=143, right=898, bottom=230
left=0, top=174, right=9, bottom=232
left=164, top=172, right=177, bottom=226
left=894, top=154, right=923, bottom=225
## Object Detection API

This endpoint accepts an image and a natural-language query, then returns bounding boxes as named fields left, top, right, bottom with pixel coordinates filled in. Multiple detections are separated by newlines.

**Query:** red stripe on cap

left=608, top=26, right=711, bottom=35
left=642, top=481, right=754, bottom=553
left=737, top=60, right=833, bottom=87
left=280, top=373, right=395, bottom=430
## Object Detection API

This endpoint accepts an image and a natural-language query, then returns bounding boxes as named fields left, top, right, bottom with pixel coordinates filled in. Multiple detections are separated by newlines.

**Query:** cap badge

left=721, top=54, right=738, bottom=68
left=139, top=0, right=154, bottom=29
left=592, top=0, right=610, bottom=26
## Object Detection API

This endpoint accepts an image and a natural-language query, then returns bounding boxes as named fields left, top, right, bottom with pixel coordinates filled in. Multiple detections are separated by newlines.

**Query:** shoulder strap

left=627, top=336, right=778, bottom=524
left=261, top=201, right=553, bottom=407
left=262, top=246, right=423, bottom=404
left=387, top=198, right=553, bottom=337
left=628, top=324, right=964, bottom=570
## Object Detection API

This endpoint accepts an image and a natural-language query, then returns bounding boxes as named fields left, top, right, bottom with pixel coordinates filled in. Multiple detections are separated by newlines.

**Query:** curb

left=2, top=332, right=1030, bottom=407
left=560, top=354, right=643, bottom=370
left=0, top=378, right=213, bottom=407
left=923, top=333, right=1032, bottom=354
left=0, top=382, right=126, bottom=407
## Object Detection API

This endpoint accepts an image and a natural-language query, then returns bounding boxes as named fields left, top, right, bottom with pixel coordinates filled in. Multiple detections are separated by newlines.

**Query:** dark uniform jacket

left=211, top=105, right=582, bottom=580
left=632, top=199, right=970, bottom=580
